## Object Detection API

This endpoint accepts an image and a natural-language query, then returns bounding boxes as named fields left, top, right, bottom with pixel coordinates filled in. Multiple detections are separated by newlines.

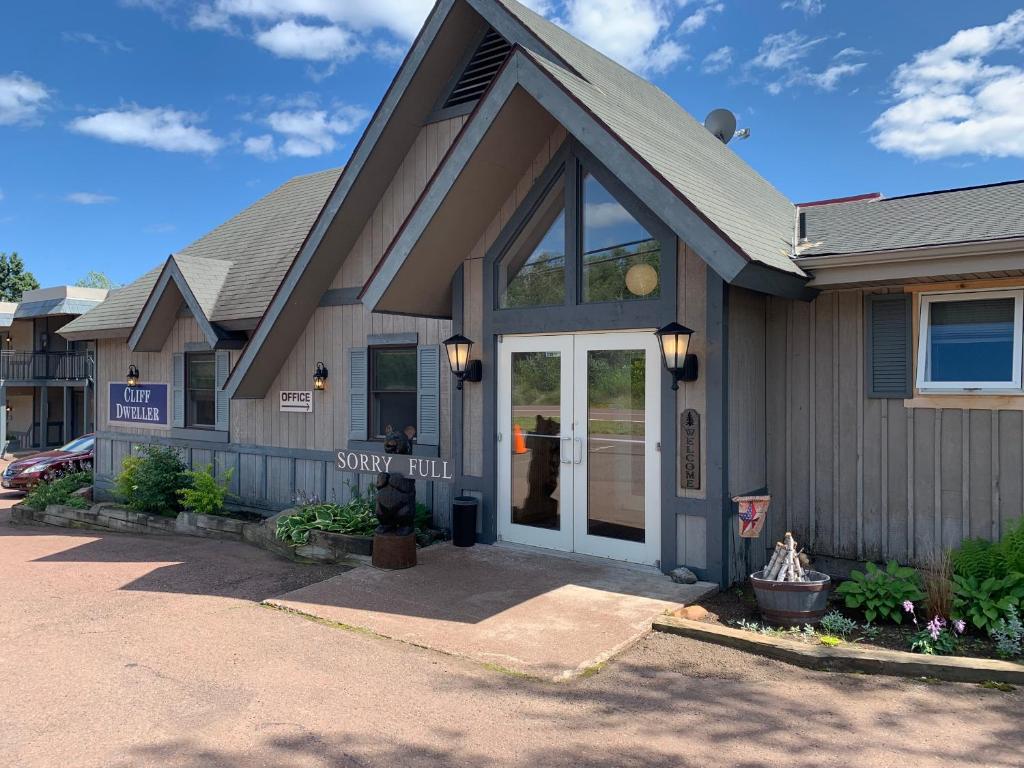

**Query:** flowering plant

left=904, top=602, right=964, bottom=656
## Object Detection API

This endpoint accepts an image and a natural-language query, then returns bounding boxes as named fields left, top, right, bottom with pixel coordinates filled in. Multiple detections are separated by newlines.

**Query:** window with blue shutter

left=215, top=350, right=230, bottom=432
left=172, top=353, right=185, bottom=428
left=349, top=347, right=368, bottom=442
left=865, top=293, right=912, bottom=399
left=416, top=345, right=441, bottom=446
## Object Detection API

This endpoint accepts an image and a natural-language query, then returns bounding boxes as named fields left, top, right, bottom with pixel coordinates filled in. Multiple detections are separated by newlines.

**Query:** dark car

left=2, top=434, right=95, bottom=492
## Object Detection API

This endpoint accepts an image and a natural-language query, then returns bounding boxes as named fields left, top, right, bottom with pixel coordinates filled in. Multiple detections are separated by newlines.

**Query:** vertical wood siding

left=97, top=118, right=467, bottom=522
left=765, top=287, right=1023, bottom=566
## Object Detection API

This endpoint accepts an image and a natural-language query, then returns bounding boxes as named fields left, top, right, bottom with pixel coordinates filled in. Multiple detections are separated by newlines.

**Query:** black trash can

left=452, top=496, right=478, bottom=548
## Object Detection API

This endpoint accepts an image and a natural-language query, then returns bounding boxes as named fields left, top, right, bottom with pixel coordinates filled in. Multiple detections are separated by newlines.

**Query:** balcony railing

left=0, top=351, right=95, bottom=382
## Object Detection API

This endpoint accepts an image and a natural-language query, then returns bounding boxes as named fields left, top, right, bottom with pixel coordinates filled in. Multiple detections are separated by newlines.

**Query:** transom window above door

left=492, top=142, right=672, bottom=315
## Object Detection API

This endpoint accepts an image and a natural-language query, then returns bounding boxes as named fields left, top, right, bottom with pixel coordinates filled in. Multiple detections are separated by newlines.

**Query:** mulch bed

left=694, top=582, right=1005, bottom=661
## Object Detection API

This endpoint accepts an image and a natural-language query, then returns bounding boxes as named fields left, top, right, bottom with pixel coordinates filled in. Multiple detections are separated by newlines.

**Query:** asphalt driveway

left=1, top=495, right=1020, bottom=768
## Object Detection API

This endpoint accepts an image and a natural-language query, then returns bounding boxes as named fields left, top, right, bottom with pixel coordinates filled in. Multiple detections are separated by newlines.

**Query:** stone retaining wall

left=9, top=503, right=372, bottom=566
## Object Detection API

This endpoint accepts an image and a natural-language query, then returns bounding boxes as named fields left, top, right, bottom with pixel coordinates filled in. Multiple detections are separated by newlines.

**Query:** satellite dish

left=704, top=108, right=737, bottom=145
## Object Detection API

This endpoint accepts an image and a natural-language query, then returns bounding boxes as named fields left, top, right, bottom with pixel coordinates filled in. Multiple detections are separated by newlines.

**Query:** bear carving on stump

left=374, top=424, right=417, bottom=536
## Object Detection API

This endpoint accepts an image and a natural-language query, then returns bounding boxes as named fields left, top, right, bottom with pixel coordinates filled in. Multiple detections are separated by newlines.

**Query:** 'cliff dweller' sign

left=680, top=409, right=700, bottom=490
left=109, top=383, right=169, bottom=426
left=335, top=449, right=454, bottom=483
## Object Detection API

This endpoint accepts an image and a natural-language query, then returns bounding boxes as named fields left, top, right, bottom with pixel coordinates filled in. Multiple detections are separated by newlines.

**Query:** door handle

left=574, top=437, right=583, bottom=465
left=560, top=435, right=572, bottom=464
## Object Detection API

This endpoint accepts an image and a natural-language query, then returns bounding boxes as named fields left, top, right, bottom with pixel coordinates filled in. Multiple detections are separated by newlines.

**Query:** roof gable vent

left=442, top=29, right=512, bottom=109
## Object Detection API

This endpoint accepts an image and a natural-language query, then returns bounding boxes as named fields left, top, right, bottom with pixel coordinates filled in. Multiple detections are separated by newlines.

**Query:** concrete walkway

left=267, top=543, right=717, bottom=679
left=3, top=497, right=1021, bottom=767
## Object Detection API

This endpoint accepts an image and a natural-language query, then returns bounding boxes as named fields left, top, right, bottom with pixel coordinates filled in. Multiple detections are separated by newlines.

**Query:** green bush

left=24, top=471, right=93, bottom=511
left=952, top=572, right=1024, bottom=632
left=177, top=465, right=234, bottom=516
left=835, top=560, right=924, bottom=624
left=114, top=445, right=188, bottom=517
left=276, top=503, right=378, bottom=546
left=952, top=518, right=1024, bottom=580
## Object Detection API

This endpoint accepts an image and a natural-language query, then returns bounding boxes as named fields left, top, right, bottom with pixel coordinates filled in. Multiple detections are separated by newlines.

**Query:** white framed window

left=916, top=289, right=1024, bottom=392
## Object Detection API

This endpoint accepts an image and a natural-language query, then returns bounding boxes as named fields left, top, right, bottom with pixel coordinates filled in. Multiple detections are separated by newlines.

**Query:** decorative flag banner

left=733, top=495, right=771, bottom=538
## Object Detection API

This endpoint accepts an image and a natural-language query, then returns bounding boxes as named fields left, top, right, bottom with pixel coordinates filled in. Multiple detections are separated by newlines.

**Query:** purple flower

left=927, top=616, right=946, bottom=641
left=903, top=601, right=915, bottom=613
left=953, top=619, right=966, bottom=635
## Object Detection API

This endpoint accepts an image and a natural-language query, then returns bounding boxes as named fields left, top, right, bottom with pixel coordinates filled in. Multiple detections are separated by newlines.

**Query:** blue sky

left=1, top=0, right=1023, bottom=288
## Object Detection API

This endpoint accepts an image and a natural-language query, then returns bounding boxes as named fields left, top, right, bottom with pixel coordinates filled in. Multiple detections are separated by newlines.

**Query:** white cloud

left=262, top=104, right=369, bottom=157
left=584, top=201, right=634, bottom=228
left=61, top=31, right=132, bottom=53
left=69, top=106, right=224, bottom=154
left=557, top=0, right=687, bottom=74
left=750, top=30, right=825, bottom=70
left=872, top=10, right=1024, bottom=159
left=255, top=20, right=364, bottom=61
left=781, top=0, right=824, bottom=15
left=204, top=0, right=433, bottom=41
left=244, top=133, right=275, bottom=158
left=66, top=192, right=117, bottom=205
left=806, top=62, right=865, bottom=90
left=679, top=1, right=724, bottom=35
left=701, top=45, right=733, bottom=74
left=834, top=46, right=865, bottom=60
left=0, top=73, right=50, bottom=126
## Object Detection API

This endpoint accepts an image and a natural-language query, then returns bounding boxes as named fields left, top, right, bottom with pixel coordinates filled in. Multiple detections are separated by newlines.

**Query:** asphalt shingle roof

left=60, top=168, right=341, bottom=338
left=798, top=181, right=1024, bottom=257
left=497, top=0, right=802, bottom=276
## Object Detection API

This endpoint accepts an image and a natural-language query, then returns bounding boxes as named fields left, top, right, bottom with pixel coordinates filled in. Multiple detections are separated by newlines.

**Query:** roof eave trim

left=799, top=237, right=1024, bottom=287
left=361, top=49, right=806, bottom=313
left=128, top=257, right=235, bottom=352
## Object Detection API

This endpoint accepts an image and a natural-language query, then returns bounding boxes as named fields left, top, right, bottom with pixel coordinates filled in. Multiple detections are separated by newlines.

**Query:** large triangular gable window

left=499, top=171, right=566, bottom=309
left=493, top=144, right=670, bottom=316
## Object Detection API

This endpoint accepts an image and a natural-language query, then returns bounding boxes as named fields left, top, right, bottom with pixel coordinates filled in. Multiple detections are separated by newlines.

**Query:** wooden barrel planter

left=750, top=570, right=832, bottom=627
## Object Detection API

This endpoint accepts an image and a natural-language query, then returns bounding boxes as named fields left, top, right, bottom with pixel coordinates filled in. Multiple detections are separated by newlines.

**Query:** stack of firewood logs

left=763, top=532, right=810, bottom=582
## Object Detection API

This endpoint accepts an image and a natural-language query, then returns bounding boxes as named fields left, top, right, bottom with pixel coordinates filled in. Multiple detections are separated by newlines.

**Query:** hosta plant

left=952, top=572, right=1024, bottom=632
left=835, top=560, right=924, bottom=624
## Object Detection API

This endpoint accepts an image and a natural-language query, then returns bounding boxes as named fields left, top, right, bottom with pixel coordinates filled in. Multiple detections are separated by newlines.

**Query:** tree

left=0, top=252, right=40, bottom=302
left=74, top=271, right=119, bottom=290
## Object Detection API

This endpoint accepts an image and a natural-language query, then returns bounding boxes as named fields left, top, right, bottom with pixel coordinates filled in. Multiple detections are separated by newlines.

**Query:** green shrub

left=818, top=610, right=858, bottom=639
left=952, top=572, right=1024, bottom=632
left=952, top=538, right=1000, bottom=580
left=177, top=465, right=234, bottom=516
left=995, top=517, right=1024, bottom=575
left=991, top=607, right=1023, bottom=659
left=276, top=502, right=378, bottom=546
left=24, top=471, right=93, bottom=511
left=835, top=560, right=924, bottom=624
left=114, top=445, right=188, bottom=516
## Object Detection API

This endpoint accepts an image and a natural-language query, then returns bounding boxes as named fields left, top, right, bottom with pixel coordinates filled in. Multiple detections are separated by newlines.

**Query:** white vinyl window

left=916, top=289, right=1024, bottom=392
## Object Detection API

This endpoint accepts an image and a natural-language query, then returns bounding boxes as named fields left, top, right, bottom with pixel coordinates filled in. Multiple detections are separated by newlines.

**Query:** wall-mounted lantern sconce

left=313, top=362, right=329, bottom=391
left=443, top=334, right=483, bottom=391
left=40, top=332, right=49, bottom=352
left=127, top=364, right=140, bottom=387
left=654, top=322, right=698, bottom=390
left=3, top=334, right=11, bottom=347
left=5, top=402, right=11, bottom=416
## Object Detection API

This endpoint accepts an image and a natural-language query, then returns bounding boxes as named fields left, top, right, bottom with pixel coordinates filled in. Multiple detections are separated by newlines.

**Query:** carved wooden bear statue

left=374, top=472, right=416, bottom=536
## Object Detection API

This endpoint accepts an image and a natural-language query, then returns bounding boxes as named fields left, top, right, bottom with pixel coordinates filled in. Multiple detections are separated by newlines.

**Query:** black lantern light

left=127, top=364, right=140, bottom=387
left=654, top=322, right=698, bottom=390
left=313, top=361, right=329, bottom=391
left=443, top=334, right=482, bottom=391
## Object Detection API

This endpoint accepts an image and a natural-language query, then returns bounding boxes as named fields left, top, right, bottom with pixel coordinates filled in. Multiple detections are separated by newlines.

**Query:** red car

left=2, top=434, right=95, bottom=492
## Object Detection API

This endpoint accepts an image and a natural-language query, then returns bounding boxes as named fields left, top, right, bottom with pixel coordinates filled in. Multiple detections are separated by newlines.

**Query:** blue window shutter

left=349, top=347, right=368, bottom=442
left=215, top=350, right=230, bottom=432
left=172, top=353, right=185, bottom=428
left=865, top=294, right=912, bottom=399
left=417, top=345, right=441, bottom=446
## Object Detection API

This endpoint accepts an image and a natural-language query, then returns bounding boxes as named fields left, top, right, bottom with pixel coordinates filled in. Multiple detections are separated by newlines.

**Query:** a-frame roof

left=226, top=0, right=808, bottom=398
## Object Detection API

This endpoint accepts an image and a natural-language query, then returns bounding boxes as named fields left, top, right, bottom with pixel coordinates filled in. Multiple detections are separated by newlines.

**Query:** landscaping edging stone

left=653, top=615, right=1024, bottom=685
left=9, top=503, right=369, bottom=567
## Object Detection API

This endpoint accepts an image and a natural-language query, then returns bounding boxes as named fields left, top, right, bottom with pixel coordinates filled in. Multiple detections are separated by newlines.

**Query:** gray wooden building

left=61, top=0, right=1024, bottom=586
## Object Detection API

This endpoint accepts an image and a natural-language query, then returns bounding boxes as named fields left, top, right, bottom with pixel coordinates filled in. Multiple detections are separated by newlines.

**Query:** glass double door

left=497, top=332, right=661, bottom=565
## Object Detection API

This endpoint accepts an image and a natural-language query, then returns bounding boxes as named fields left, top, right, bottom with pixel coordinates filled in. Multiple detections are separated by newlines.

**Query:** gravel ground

left=1, top=494, right=1020, bottom=768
